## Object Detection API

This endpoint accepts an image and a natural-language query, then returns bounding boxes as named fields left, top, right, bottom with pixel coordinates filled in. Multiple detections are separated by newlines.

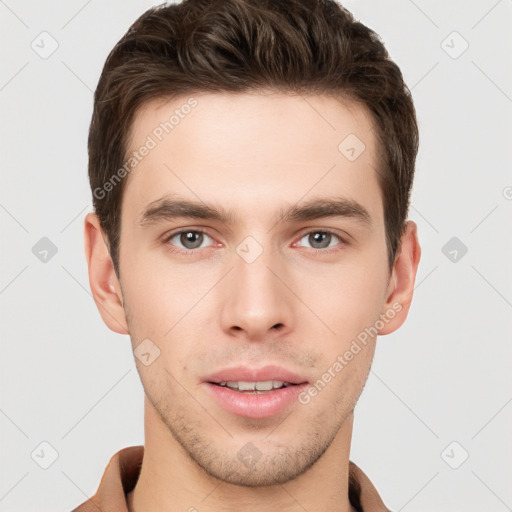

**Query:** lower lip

left=204, top=382, right=308, bottom=419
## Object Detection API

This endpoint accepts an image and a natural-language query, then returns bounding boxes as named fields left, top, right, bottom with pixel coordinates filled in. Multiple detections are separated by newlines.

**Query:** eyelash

left=163, top=228, right=347, bottom=256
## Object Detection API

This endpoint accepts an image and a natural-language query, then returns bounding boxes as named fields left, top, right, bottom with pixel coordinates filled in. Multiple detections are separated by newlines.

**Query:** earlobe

left=378, top=220, right=421, bottom=336
left=84, top=212, right=129, bottom=335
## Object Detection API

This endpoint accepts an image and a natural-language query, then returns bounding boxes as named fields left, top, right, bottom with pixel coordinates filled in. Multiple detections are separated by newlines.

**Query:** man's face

left=116, top=91, right=395, bottom=486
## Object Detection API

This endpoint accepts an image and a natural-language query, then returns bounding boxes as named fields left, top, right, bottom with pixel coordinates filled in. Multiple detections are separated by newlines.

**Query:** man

left=76, top=0, right=421, bottom=510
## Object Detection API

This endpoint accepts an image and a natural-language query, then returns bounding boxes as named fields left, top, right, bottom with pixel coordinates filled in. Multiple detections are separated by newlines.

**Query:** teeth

left=256, top=381, right=273, bottom=391
left=219, top=380, right=290, bottom=391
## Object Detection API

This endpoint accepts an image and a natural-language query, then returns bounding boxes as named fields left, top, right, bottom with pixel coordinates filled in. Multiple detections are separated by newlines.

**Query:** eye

left=163, top=228, right=347, bottom=256
left=296, top=230, right=345, bottom=253
left=164, top=229, right=215, bottom=253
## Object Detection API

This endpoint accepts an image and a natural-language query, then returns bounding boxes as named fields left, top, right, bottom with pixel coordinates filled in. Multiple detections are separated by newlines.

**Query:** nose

left=220, top=241, right=294, bottom=341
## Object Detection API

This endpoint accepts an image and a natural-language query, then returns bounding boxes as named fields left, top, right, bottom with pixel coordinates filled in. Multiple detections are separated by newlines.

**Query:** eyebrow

left=138, top=194, right=372, bottom=228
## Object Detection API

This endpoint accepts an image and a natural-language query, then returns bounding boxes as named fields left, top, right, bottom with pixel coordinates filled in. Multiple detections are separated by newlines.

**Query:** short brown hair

left=88, top=0, right=418, bottom=278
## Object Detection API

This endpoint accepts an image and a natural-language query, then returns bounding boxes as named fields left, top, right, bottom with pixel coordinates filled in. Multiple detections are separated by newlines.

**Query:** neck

left=128, top=398, right=357, bottom=512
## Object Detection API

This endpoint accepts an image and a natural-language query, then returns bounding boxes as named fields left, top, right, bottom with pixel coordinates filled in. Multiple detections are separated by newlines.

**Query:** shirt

left=71, top=445, right=391, bottom=512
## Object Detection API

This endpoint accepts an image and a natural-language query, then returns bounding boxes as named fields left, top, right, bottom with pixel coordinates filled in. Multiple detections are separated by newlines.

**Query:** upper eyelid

left=165, top=227, right=211, bottom=240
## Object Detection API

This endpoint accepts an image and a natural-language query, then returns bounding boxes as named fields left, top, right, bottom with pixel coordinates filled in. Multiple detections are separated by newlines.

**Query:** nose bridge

left=221, top=233, right=292, bottom=338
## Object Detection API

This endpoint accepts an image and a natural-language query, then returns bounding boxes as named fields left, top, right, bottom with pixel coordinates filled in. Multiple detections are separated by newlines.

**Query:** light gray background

left=1, top=1, right=511, bottom=511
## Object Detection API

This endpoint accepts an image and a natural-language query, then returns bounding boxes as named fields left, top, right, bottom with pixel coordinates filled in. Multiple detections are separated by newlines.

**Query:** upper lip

left=203, top=365, right=308, bottom=384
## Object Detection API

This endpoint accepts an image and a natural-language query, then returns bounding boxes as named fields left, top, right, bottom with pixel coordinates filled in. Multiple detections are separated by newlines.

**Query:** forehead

left=122, top=91, right=382, bottom=226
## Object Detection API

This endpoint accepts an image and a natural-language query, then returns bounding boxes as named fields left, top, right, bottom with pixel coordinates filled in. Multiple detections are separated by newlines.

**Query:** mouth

left=202, top=365, right=309, bottom=418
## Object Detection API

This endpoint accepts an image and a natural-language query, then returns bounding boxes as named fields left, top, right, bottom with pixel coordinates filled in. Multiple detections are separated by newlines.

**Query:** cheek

left=343, top=269, right=387, bottom=328
left=120, top=259, right=208, bottom=367
left=120, top=245, right=196, bottom=327
left=296, top=256, right=388, bottom=342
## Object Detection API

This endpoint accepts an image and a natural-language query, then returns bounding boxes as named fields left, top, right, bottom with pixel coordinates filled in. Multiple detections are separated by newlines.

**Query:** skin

left=84, top=91, right=421, bottom=512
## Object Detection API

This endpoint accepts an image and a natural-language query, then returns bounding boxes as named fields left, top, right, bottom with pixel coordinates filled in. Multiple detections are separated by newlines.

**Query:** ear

left=378, top=220, right=421, bottom=335
left=84, top=212, right=129, bottom=335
